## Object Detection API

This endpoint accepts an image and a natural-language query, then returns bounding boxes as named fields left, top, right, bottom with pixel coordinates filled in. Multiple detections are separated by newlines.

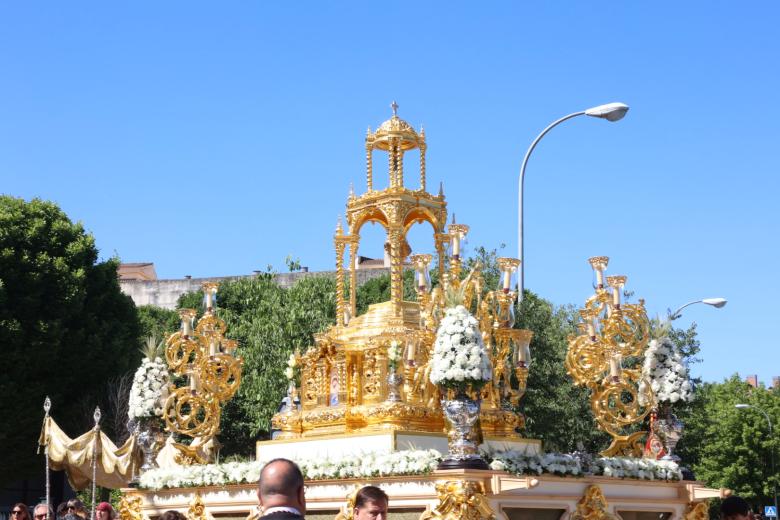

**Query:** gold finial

left=391, top=100, right=399, bottom=117
left=349, top=182, right=355, bottom=198
left=366, top=126, right=371, bottom=136
left=335, top=216, right=344, bottom=235
left=439, top=181, right=444, bottom=198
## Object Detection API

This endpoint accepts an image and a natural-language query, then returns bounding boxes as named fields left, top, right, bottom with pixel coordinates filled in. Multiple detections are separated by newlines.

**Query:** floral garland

left=638, top=337, right=692, bottom=406
left=138, top=449, right=442, bottom=490
left=430, top=305, right=492, bottom=390
left=137, top=448, right=681, bottom=490
left=128, top=356, right=170, bottom=421
left=489, top=450, right=681, bottom=481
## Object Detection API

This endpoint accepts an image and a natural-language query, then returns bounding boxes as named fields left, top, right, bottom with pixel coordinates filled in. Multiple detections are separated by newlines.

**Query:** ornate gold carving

left=334, top=485, right=363, bottom=520
left=270, top=107, right=527, bottom=439
left=570, top=485, right=619, bottom=520
left=566, top=258, right=652, bottom=456
left=683, top=502, right=709, bottom=520
left=162, top=283, right=242, bottom=464
left=186, top=492, right=214, bottom=520
left=420, top=480, right=495, bottom=520
left=117, top=495, right=148, bottom=520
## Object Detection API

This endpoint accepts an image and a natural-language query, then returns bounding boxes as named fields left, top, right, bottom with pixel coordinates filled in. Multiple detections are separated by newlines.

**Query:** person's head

left=721, top=496, right=753, bottom=520
left=66, top=500, right=86, bottom=519
left=353, top=486, right=389, bottom=520
left=33, top=504, right=53, bottom=520
left=11, top=503, right=31, bottom=520
left=56, top=503, right=69, bottom=519
left=158, top=511, right=187, bottom=520
left=95, top=503, right=113, bottom=520
left=257, top=458, right=306, bottom=514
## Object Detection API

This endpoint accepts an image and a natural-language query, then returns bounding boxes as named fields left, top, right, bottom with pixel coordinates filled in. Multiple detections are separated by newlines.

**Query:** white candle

left=417, top=269, right=426, bottom=289
left=205, top=291, right=213, bottom=309
left=518, top=345, right=528, bottom=363
left=587, top=321, right=595, bottom=338
left=190, top=372, right=200, bottom=392
left=503, top=270, right=511, bottom=290
left=406, top=341, right=416, bottom=362
left=182, top=318, right=192, bottom=337
left=609, top=354, right=622, bottom=379
left=612, top=288, right=620, bottom=307
left=452, top=235, right=460, bottom=257
left=595, top=269, right=604, bottom=288
left=209, top=340, right=218, bottom=356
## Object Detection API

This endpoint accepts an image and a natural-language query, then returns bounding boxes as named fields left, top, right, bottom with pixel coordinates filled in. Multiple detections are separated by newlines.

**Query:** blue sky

left=2, top=2, right=778, bottom=385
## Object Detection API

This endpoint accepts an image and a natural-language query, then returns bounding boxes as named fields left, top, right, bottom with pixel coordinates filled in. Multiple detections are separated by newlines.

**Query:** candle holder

left=566, top=256, right=653, bottom=457
left=162, top=282, right=243, bottom=463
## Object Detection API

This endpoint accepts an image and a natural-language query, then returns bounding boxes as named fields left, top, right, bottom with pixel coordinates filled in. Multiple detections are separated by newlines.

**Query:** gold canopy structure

left=272, top=104, right=533, bottom=439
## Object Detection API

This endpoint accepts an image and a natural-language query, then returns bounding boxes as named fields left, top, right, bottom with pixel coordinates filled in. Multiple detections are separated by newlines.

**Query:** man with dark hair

left=353, top=486, right=388, bottom=520
left=721, top=496, right=753, bottom=520
left=257, top=458, right=306, bottom=520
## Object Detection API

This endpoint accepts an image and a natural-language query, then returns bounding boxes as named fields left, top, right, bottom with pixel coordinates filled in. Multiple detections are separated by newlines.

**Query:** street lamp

left=670, top=298, right=728, bottom=320
left=517, top=102, right=630, bottom=302
left=735, top=403, right=778, bottom=517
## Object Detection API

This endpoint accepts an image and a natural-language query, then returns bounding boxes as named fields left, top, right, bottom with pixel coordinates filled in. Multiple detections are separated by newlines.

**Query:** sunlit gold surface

left=162, top=283, right=243, bottom=462
left=570, top=485, right=619, bottom=520
left=271, top=107, right=531, bottom=440
left=117, top=495, right=148, bottom=520
left=566, top=257, right=652, bottom=456
left=420, top=480, right=495, bottom=520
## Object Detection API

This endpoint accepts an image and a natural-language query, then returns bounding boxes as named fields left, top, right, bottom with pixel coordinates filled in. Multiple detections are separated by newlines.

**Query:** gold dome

left=375, top=115, right=418, bottom=137
left=369, top=102, right=423, bottom=152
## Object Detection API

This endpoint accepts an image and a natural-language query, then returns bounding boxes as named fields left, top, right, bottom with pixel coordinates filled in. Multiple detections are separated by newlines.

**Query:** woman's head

left=95, top=503, right=114, bottom=520
left=66, top=500, right=87, bottom=518
left=11, top=503, right=31, bottom=520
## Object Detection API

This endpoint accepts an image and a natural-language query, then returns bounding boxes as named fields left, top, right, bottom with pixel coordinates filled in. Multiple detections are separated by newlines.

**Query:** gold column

left=388, top=138, right=397, bottom=188
left=388, top=226, right=404, bottom=317
left=334, top=222, right=347, bottom=327
left=396, top=140, right=404, bottom=187
left=349, top=235, right=359, bottom=318
left=365, top=135, right=373, bottom=192
left=434, top=233, right=449, bottom=283
left=419, top=140, right=427, bottom=192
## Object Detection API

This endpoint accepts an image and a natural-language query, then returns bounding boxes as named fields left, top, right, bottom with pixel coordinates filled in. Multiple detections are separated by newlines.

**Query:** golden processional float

left=39, top=104, right=722, bottom=520
left=267, top=102, right=535, bottom=454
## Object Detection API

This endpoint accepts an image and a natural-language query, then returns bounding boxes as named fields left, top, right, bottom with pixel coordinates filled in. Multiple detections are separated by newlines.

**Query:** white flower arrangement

left=638, top=337, right=693, bottom=406
left=489, top=450, right=582, bottom=477
left=137, top=448, right=681, bottom=490
left=138, top=449, right=442, bottom=490
left=592, top=456, right=682, bottom=481
left=284, top=352, right=299, bottom=381
left=128, top=356, right=170, bottom=421
left=489, top=450, right=681, bottom=481
left=429, top=305, right=492, bottom=391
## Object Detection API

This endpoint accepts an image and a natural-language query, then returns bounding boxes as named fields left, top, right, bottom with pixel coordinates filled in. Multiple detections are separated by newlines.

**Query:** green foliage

left=515, top=292, right=610, bottom=452
left=185, top=274, right=337, bottom=455
left=681, top=375, right=780, bottom=510
left=0, top=196, right=140, bottom=484
left=137, top=305, right=179, bottom=344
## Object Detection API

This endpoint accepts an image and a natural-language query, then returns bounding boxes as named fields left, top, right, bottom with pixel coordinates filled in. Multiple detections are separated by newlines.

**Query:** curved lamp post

left=735, top=403, right=777, bottom=516
left=670, top=298, right=728, bottom=320
left=517, top=102, right=630, bottom=302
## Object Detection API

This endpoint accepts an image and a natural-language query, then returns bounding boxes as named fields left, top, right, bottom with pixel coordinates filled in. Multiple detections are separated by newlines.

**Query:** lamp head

left=735, top=404, right=750, bottom=409
left=702, top=297, right=728, bottom=308
left=584, top=102, right=630, bottom=122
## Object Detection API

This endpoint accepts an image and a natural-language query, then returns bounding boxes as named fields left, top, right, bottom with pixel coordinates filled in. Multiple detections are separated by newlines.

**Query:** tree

left=0, top=196, right=140, bottom=484
left=681, top=376, right=780, bottom=511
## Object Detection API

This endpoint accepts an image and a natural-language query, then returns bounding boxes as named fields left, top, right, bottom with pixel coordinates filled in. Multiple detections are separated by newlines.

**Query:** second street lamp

left=670, top=298, right=728, bottom=320
left=517, top=102, right=629, bottom=302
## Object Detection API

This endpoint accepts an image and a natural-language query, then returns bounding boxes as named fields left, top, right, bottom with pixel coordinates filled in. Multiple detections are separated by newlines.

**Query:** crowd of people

left=7, top=463, right=765, bottom=520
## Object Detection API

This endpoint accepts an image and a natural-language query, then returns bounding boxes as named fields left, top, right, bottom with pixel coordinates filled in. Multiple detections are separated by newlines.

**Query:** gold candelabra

left=565, top=256, right=653, bottom=456
left=162, top=282, right=243, bottom=463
